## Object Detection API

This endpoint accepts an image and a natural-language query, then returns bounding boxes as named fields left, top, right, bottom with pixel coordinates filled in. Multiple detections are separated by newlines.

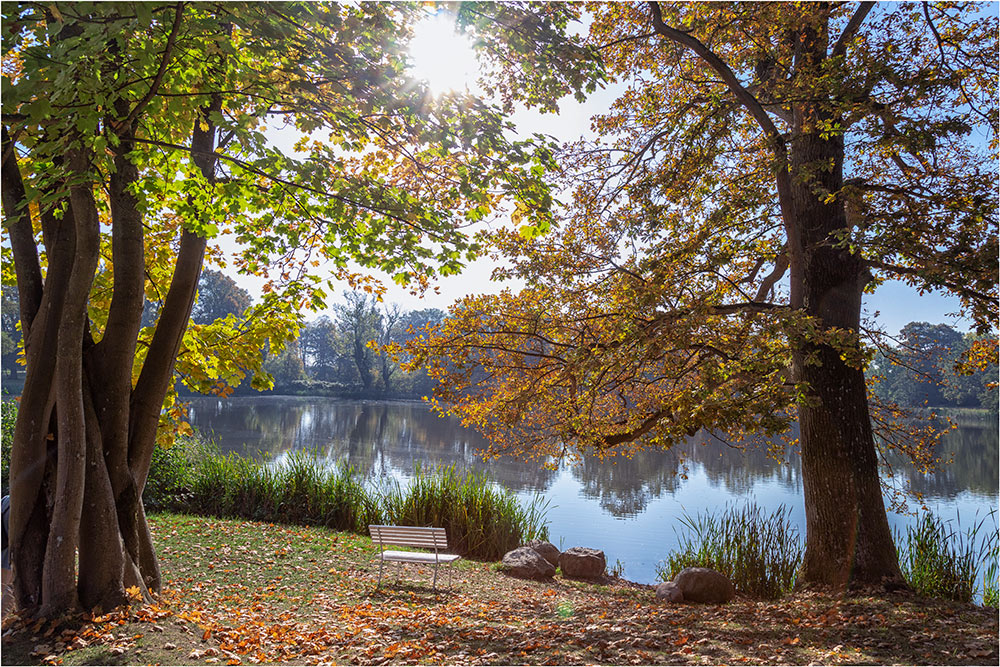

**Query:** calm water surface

left=187, top=396, right=998, bottom=584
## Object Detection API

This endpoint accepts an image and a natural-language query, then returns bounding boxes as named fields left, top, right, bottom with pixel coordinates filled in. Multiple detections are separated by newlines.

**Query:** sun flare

left=408, top=14, right=479, bottom=94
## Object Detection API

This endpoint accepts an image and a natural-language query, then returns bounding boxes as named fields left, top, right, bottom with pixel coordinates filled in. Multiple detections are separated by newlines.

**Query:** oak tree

left=406, top=1, right=998, bottom=589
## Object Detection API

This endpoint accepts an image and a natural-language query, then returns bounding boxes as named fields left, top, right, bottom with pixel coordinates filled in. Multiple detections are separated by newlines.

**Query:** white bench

left=369, top=525, right=461, bottom=591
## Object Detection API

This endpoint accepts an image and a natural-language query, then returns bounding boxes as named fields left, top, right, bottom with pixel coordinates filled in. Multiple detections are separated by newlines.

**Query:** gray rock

left=524, top=540, right=560, bottom=567
left=673, top=567, right=735, bottom=603
left=654, top=581, right=684, bottom=603
left=559, top=547, right=606, bottom=579
left=499, top=547, right=556, bottom=580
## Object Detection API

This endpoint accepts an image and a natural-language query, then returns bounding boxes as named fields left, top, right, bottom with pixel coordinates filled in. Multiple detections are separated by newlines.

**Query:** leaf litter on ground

left=1, top=512, right=997, bottom=665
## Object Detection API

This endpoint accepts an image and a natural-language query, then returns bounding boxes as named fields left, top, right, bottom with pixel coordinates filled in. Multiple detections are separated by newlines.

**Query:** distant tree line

left=6, top=279, right=995, bottom=408
left=262, top=291, right=444, bottom=398
left=172, top=270, right=442, bottom=398
left=868, top=322, right=998, bottom=411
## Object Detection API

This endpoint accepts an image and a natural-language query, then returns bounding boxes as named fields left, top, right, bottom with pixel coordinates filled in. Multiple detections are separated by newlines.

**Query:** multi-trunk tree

left=1, top=1, right=581, bottom=617
left=406, top=1, right=998, bottom=589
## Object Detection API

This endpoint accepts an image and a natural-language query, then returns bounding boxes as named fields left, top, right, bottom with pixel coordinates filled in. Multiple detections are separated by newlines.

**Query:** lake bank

left=2, top=513, right=997, bottom=666
left=182, top=395, right=999, bottom=586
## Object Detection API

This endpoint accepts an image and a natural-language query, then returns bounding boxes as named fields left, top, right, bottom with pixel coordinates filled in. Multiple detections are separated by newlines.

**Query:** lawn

left=1, top=513, right=997, bottom=665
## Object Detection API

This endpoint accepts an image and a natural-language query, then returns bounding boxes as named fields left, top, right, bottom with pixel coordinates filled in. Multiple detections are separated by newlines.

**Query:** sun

left=408, top=13, right=479, bottom=95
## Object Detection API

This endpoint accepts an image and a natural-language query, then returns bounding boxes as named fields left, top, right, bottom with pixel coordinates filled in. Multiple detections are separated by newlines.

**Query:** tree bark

left=8, top=197, right=75, bottom=610
left=1, top=126, right=43, bottom=338
left=40, top=147, right=102, bottom=615
left=787, top=17, right=903, bottom=589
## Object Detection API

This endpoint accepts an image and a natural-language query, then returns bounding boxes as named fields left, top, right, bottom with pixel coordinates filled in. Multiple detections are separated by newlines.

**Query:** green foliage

left=379, top=465, right=550, bottom=560
left=897, top=511, right=998, bottom=606
left=143, top=434, right=218, bottom=512
left=191, top=269, right=252, bottom=326
left=1, top=399, right=14, bottom=496
left=149, top=446, right=547, bottom=560
left=656, top=502, right=803, bottom=600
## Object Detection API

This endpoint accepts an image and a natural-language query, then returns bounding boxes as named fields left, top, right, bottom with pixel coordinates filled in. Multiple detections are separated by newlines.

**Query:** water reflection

left=185, top=396, right=996, bottom=583
left=187, top=396, right=994, bottom=512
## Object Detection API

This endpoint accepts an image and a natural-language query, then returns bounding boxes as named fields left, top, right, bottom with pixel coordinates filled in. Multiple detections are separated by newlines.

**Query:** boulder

left=524, top=540, right=560, bottom=567
left=673, top=567, right=735, bottom=604
left=654, top=581, right=684, bottom=603
left=499, top=547, right=556, bottom=580
left=558, top=547, right=606, bottom=579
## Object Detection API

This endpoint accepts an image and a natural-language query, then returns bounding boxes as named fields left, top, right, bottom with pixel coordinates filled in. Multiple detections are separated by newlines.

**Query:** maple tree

left=404, top=1, right=998, bottom=589
left=0, top=1, right=590, bottom=618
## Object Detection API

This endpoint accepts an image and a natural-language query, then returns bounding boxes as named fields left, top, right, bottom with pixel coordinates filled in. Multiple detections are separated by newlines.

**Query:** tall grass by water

left=896, top=510, right=998, bottom=606
left=145, top=437, right=547, bottom=560
left=380, top=465, right=550, bottom=560
left=658, top=501, right=999, bottom=606
left=656, top=502, right=803, bottom=599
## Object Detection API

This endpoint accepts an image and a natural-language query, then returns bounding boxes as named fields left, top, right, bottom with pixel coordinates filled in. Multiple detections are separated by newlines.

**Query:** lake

left=186, top=395, right=998, bottom=584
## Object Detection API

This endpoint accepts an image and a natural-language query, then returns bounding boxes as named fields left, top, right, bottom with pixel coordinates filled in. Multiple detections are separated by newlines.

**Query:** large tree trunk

left=4, top=91, right=219, bottom=615
left=786, top=21, right=904, bottom=587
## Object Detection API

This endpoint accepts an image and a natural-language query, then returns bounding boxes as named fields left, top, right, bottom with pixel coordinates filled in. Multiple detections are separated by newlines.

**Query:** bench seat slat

left=369, top=525, right=461, bottom=590
left=378, top=550, right=460, bottom=564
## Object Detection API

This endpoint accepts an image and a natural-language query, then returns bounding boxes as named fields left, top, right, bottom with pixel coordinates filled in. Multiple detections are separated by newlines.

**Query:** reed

left=148, top=444, right=546, bottom=560
left=897, top=510, right=998, bottom=606
left=656, top=502, right=803, bottom=599
left=379, top=464, right=549, bottom=560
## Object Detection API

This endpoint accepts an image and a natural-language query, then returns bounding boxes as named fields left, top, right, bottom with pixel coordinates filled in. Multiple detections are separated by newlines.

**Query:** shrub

left=144, top=434, right=217, bottom=511
left=1, top=399, right=16, bottom=496
left=656, top=502, right=803, bottom=600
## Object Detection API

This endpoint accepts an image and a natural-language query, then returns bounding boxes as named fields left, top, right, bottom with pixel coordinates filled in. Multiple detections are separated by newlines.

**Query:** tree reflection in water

left=186, top=397, right=995, bottom=514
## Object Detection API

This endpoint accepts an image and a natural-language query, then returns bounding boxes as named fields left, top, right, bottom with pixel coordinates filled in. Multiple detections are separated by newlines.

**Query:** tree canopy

left=403, top=1, right=998, bottom=588
left=0, top=1, right=594, bottom=617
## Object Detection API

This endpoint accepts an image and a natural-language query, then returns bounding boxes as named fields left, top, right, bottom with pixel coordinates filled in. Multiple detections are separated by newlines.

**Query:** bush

left=1, top=399, right=14, bottom=496
left=144, top=434, right=217, bottom=511
left=656, top=502, right=803, bottom=600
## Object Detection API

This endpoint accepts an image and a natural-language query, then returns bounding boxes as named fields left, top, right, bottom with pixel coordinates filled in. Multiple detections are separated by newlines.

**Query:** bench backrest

left=369, top=525, right=449, bottom=551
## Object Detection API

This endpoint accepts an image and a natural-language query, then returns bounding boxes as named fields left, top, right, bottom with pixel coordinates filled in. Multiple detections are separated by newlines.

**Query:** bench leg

left=377, top=557, right=384, bottom=588
left=433, top=561, right=439, bottom=591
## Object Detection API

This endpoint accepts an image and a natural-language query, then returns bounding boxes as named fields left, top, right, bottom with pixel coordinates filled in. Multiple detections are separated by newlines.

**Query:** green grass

left=148, top=441, right=547, bottom=560
left=656, top=502, right=803, bottom=599
left=379, top=464, right=550, bottom=560
left=896, top=510, right=998, bottom=606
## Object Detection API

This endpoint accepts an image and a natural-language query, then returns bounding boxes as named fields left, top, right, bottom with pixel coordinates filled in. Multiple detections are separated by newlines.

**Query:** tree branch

left=1, top=126, right=44, bottom=338
left=831, top=1, right=875, bottom=59
left=867, top=260, right=998, bottom=306
left=647, top=2, right=783, bottom=147
left=754, top=250, right=789, bottom=302
left=646, top=1, right=802, bottom=308
left=122, top=1, right=184, bottom=128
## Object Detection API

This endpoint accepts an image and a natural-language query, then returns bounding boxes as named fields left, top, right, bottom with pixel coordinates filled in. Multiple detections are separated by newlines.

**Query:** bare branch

left=867, top=260, right=998, bottom=306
